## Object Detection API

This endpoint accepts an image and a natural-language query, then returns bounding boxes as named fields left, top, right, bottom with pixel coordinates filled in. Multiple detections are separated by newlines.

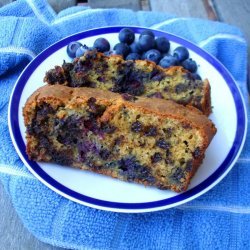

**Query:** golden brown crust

left=44, top=51, right=212, bottom=116
left=23, top=85, right=216, bottom=192
left=24, top=84, right=216, bottom=145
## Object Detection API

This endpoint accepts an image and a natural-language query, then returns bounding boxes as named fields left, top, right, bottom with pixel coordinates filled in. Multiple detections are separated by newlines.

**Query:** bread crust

left=23, top=85, right=216, bottom=192
left=44, top=51, right=212, bottom=115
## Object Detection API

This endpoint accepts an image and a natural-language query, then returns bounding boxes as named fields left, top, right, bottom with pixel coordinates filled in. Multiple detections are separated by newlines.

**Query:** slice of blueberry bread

left=23, top=85, right=216, bottom=192
left=44, top=50, right=211, bottom=115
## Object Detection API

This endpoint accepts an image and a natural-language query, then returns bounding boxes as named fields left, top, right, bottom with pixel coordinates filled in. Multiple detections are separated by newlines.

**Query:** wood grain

left=88, top=0, right=142, bottom=10
left=149, top=0, right=209, bottom=18
left=0, top=183, right=63, bottom=250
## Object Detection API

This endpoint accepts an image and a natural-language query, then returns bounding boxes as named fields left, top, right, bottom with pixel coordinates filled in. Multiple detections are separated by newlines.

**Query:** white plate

left=8, top=26, right=247, bottom=213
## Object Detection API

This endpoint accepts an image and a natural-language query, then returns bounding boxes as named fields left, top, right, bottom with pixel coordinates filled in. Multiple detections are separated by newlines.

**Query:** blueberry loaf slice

left=44, top=50, right=211, bottom=115
left=23, top=85, right=216, bottom=192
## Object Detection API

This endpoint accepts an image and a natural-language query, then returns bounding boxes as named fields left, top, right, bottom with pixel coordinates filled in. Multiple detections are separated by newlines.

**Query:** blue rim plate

left=8, top=26, right=247, bottom=213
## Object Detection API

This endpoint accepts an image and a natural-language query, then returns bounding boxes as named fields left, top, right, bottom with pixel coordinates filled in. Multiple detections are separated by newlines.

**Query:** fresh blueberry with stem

left=181, top=58, right=198, bottom=72
left=67, top=41, right=82, bottom=58
left=93, top=37, right=110, bottom=52
left=159, top=55, right=178, bottom=68
left=139, top=30, right=155, bottom=39
left=138, top=35, right=155, bottom=52
left=118, top=28, right=135, bottom=45
left=173, top=46, right=189, bottom=62
left=155, top=36, right=170, bottom=53
left=144, top=49, right=162, bottom=64
left=113, top=43, right=130, bottom=58
left=126, top=53, right=141, bottom=60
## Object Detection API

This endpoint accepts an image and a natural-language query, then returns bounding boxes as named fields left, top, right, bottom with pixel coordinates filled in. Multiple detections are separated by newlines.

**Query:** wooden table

left=1, top=0, right=249, bottom=249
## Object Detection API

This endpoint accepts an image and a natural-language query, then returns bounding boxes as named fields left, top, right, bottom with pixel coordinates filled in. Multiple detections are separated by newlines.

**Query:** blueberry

left=138, top=35, right=155, bottom=52
left=141, top=52, right=147, bottom=60
left=139, top=30, right=155, bottom=39
left=144, top=49, right=161, bottom=64
left=144, top=126, right=157, bottom=136
left=131, top=121, right=143, bottom=133
left=99, top=149, right=111, bottom=160
left=66, top=41, right=82, bottom=58
left=130, top=42, right=143, bottom=54
left=181, top=58, right=197, bottom=72
left=93, top=37, right=110, bottom=52
left=119, top=28, right=135, bottom=45
left=151, top=152, right=162, bottom=163
left=159, top=55, right=178, bottom=68
left=126, top=53, right=141, bottom=60
left=191, top=73, right=202, bottom=80
left=155, top=36, right=170, bottom=53
left=173, top=46, right=189, bottom=62
left=156, top=138, right=170, bottom=149
left=113, top=43, right=130, bottom=58
left=75, top=44, right=90, bottom=57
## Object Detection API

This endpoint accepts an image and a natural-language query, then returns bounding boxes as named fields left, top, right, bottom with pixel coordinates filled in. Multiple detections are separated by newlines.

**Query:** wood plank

left=149, top=0, right=209, bottom=19
left=88, top=0, right=142, bottom=11
left=0, top=183, right=63, bottom=250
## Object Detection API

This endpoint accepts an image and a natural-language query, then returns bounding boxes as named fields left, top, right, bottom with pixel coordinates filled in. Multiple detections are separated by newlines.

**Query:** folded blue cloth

left=0, top=0, right=249, bottom=249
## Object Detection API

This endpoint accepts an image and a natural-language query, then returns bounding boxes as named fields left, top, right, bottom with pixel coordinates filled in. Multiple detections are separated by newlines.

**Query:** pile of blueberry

left=67, top=28, right=199, bottom=76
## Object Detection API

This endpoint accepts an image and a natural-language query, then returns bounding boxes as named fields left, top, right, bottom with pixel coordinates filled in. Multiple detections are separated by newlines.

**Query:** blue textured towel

left=0, top=0, right=249, bottom=249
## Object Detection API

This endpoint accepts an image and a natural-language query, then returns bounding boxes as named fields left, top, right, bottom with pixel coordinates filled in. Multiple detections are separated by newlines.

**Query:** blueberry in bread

left=23, top=85, right=216, bottom=192
left=44, top=50, right=211, bottom=115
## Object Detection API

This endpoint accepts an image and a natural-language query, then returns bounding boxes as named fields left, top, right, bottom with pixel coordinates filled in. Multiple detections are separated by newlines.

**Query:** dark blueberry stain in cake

left=50, top=149, right=73, bottom=166
left=39, top=135, right=50, bottom=148
left=113, top=136, right=124, bottom=146
left=165, top=148, right=171, bottom=158
left=149, top=68, right=160, bottom=80
left=156, top=138, right=170, bottom=150
left=175, top=83, right=188, bottom=94
left=193, top=147, right=201, bottom=159
left=100, top=123, right=117, bottom=134
left=62, top=60, right=74, bottom=72
left=36, top=103, right=55, bottom=118
left=97, top=76, right=105, bottom=82
left=28, top=104, right=57, bottom=135
left=163, top=127, right=173, bottom=138
left=54, top=116, right=85, bottom=145
left=87, top=97, right=97, bottom=110
left=151, top=152, right=162, bottom=163
left=83, top=118, right=100, bottom=135
left=45, top=66, right=68, bottom=85
left=165, top=158, right=174, bottom=165
left=118, top=156, right=155, bottom=183
left=131, top=121, right=143, bottom=133
left=182, top=123, right=192, bottom=129
left=99, top=149, right=111, bottom=160
left=78, top=140, right=99, bottom=162
left=126, top=80, right=145, bottom=96
left=87, top=97, right=106, bottom=117
left=170, top=167, right=185, bottom=183
left=144, top=126, right=157, bottom=136
left=185, top=160, right=193, bottom=172
left=121, top=93, right=138, bottom=102
left=163, top=86, right=169, bottom=92
left=150, top=73, right=165, bottom=81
